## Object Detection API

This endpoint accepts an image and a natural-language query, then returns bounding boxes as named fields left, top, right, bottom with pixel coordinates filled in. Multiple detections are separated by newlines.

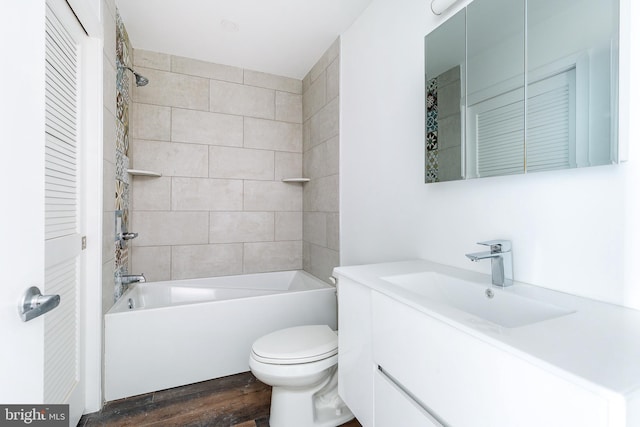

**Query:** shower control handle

left=120, top=232, right=138, bottom=240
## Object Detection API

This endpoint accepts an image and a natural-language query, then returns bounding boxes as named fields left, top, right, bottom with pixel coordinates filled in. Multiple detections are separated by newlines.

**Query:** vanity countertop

left=334, top=260, right=640, bottom=399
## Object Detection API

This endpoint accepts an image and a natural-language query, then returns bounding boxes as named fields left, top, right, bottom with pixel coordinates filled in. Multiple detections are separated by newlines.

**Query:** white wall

left=340, top=0, right=640, bottom=308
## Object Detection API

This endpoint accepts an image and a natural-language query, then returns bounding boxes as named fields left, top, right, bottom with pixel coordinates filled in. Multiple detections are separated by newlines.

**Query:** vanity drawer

left=374, top=369, right=443, bottom=427
left=372, top=291, right=609, bottom=427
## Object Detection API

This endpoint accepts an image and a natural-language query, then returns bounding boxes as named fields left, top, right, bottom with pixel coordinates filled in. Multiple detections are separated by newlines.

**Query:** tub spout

left=121, top=274, right=146, bottom=286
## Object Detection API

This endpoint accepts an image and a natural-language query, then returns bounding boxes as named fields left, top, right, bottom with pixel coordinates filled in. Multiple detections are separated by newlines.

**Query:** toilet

left=249, top=325, right=354, bottom=427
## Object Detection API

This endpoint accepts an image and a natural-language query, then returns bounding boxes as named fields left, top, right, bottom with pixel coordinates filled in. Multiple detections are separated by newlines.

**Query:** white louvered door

left=0, top=0, right=88, bottom=423
left=44, top=0, right=85, bottom=419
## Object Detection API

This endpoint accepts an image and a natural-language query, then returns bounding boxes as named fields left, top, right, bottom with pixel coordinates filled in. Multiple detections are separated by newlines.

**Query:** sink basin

left=381, top=272, right=574, bottom=328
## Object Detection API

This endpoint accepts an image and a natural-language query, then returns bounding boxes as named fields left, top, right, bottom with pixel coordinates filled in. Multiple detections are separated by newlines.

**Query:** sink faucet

left=465, top=240, right=513, bottom=287
left=121, top=274, right=146, bottom=286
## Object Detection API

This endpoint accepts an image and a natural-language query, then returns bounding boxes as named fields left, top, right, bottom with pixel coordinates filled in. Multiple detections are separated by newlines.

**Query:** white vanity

left=335, top=260, right=640, bottom=427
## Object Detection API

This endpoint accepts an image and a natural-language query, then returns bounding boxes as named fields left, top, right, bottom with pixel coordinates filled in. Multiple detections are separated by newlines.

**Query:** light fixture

left=430, top=0, right=462, bottom=15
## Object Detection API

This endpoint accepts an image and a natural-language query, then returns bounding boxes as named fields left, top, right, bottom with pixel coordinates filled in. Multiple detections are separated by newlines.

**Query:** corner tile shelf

left=127, top=169, right=162, bottom=177
left=281, top=178, right=310, bottom=183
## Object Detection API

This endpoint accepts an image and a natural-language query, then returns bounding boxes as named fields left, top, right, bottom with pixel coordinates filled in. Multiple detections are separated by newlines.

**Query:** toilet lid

left=252, top=325, right=338, bottom=364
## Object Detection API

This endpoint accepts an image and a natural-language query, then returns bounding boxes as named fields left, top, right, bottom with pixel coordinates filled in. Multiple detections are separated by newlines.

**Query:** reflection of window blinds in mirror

left=475, top=68, right=575, bottom=177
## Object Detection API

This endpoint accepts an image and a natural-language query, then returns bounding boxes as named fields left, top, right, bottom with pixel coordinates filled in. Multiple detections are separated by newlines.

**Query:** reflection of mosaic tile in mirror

left=425, top=76, right=439, bottom=183
left=425, top=150, right=439, bottom=183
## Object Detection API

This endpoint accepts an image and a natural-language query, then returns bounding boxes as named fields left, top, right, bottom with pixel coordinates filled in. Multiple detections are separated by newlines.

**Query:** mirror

left=425, top=0, right=619, bottom=183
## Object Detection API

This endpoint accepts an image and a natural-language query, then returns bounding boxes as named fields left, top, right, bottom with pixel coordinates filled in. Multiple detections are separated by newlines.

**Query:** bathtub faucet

left=121, top=274, right=146, bottom=286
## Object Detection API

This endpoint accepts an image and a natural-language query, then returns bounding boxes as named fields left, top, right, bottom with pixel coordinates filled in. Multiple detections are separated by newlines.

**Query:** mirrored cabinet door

left=425, top=9, right=466, bottom=183
left=424, top=0, right=619, bottom=184
left=526, top=0, right=619, bottom=171
left=466, top=0, right=525, bottom=179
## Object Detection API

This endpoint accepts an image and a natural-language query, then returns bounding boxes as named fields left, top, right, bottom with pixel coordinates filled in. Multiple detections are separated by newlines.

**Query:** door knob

left=19, top=286, right=60, bottom=322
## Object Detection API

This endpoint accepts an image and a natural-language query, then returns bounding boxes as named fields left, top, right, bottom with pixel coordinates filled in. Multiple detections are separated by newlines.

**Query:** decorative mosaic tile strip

left=115, top=149, right=125, bottom=182
left=425, top=169, right=438, bottom=183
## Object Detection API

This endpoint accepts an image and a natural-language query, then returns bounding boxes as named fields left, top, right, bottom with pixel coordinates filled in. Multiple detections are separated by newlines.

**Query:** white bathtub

left=104, top=270, right=337, bottom=401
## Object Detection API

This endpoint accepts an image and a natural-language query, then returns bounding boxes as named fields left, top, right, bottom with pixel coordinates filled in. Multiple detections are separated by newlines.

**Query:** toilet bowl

left=249, top=325, right=354, bottom=427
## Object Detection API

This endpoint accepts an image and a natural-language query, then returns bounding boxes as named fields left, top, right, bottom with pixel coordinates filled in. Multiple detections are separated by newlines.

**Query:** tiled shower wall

left=302, top=39, right=341, bottom=283
left=129, top=50, right=304, bottom=281
left=102, top=1, right=117, bottom=314
left=102, top=5, right=133, bottom=312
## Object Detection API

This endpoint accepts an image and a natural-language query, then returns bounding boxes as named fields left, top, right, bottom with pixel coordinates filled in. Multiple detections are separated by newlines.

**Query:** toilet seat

left=251, top=325, right=338, bottom=365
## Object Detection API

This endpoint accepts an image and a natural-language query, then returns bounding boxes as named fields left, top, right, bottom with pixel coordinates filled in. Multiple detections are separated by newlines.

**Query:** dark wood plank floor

left=78, top=372, right=361, bottom=427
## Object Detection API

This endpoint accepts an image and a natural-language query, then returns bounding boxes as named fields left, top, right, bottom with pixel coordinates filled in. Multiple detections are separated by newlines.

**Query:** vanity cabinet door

left=338, top=276, right=375, bottom=427
left=374, top=369, right=443, bottom=427
left=372, top=291, right=501, bottom=426
left=372, top=292, right=610, bottom=427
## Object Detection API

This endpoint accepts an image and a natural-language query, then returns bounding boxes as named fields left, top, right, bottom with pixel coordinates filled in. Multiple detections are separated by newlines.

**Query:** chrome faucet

left=121, top=274, right=146, bottom=286
left=465, top=240, right=513, bottom=287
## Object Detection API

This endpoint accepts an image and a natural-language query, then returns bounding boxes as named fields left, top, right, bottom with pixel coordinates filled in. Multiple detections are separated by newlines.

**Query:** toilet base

left=268, top=367, right=354, bottom=427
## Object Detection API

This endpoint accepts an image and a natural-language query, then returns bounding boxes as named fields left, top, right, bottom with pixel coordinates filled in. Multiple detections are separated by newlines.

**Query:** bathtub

left=104, top=270, right=337, bottom=401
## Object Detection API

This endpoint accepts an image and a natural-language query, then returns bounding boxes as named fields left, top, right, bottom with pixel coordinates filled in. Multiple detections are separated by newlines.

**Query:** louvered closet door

left=44, top=0, right=84, bottom=406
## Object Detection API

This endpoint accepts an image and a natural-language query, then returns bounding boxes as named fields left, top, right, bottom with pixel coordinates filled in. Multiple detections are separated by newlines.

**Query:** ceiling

left=115, top=0, right=372, bottom=80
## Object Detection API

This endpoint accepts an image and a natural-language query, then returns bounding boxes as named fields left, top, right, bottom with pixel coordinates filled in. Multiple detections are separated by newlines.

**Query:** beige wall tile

left=275, top=152, right=302, bottom=181
left=305, top=37, right=340, bottom=86
left=303, top=136, right=339, bottom=179
left=303, top=73, right=326, bottom=122
left=131, top=246, right=171, bottom=282
left=308, top=244, right=340, bottom=284
left=172, top=55, right=243, bottom=83
left=209, top=212, right=274, bottom=243
left=326, top=57, right=340, bottom=102
left=303, top=241, right=311, bottom=272
left=103, top=0, right=116, bottom=20
left=133, top=49, right=171, bottom=71
left=103, top=56, right=117, bottom=116
left=172, top=177, right=243, bottom=211
left=209, top=146, right=274, bottom=180
left=103, top=9, right=116, bottom=67
left=244, top=181, right=302, bottom=212
left=275, top=212, right=302, bottom=241
left=172, top=244, right=243, bottom=279
left=303, top=120, right=312, bottom=153
left=131, top=176, right=171, bottom=211
left=309, top=96, right=339, bottom=146
left=131, top=103, right=171, bottom=141
left=244, top=69, right=302, bottom=94
left=327, top=213, right=340, bottom=251
left=133, top=68, right=209, bottom=110
left=131, top=211, right=209, bottom=246
left=103, top=160, right=115, bottom=210
left=210, top=80, right=274, bottom=119
left=276, top=92, right=302, bottom=124
left=103, top=107, right=116, bottom=164
left=303, top=212, right=327, bottom=246
left=244, top=118, right=302, bottom=153
left=102, top=259, right=115, bottom=314
left=172, top=108, right=243, bottom=146
left=243, top=241, right=303, bottom=273
left=130, top=140, right=208, bottom=177
left=102, top=211, right=115, bottom=265
left=303, top=174, right=339, bottom=213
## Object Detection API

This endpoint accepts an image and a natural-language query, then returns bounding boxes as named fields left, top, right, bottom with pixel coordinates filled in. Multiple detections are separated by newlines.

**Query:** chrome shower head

left=118, top=62, right=149, bottom=87
left=133, top=72, right=149, bottom=87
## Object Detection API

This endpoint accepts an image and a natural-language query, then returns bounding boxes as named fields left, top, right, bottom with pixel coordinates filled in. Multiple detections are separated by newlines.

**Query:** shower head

left=118, top=63, right=149, bottom=87
left=133, top=72, right=149, bottom=87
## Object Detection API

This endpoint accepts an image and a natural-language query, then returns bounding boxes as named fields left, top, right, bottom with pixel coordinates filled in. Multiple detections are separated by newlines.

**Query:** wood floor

left=78, top=372, right=362, bottom=427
